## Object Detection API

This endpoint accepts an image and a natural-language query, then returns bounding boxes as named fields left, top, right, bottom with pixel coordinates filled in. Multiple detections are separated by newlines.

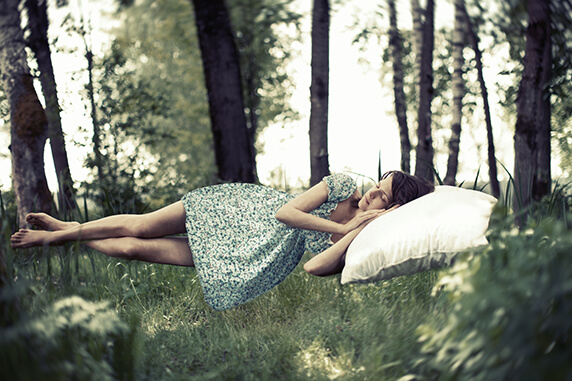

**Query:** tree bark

left=514, top=0, right=550, bottom=223
left=444, top=0, right=466, bottom=186
left=309, top=0, right=330, bottom=186
left=410, top=0, right=423, bottom=85
left=533, top=12, right=551, bottom=201
left=461, top=4, right=500, bottom=198
left=25, top=0, right=75, bottom=211
left=414, top=0, right=435, bottom=183
left=388, top=0, right=411, bottom=174
left=0, top=0, right=52, bottom=227
left=191, top=0, right=256, bottom=183
left=84, top=43, right=106, bottom=190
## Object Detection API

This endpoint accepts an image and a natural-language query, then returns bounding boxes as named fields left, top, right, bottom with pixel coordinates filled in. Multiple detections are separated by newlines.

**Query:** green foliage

left=228, top=0, right=302, bottom=143
left=81, top=0, right=303, bottom=206
left=2, top=177, right=571, bottom=380
left=353, top=6, right=487, bottom=164
left=83, top=0, right=216, bottom=208
left=494, top=0, right=572, bottom=146
left=410, top=212, right=572, bottom=380
left=0, top=294, right=137, bottom=380
left=1, top=199, right=443, bottom=380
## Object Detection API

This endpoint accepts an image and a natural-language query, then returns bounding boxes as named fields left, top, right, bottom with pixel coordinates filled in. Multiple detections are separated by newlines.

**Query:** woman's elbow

left=304, top=261, right=323, bottom=276
left=304, top=261, right=340, bottom=277
left=275, top=208, right=285, bottom=223
left=275, top=206, right=290, bottom=224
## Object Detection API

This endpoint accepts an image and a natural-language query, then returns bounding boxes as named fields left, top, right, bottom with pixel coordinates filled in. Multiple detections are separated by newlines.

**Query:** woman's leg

left=11, top=201, right=188, bottom=248
left=84, top=236, right=194, bottom=267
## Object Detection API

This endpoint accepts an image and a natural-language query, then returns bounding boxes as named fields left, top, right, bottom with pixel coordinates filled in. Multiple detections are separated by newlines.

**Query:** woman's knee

left=123, top=215, right=154, bottom=238
left=134, top=202, right=187, bottom=238
left=113, top=238, right=144, bottom=260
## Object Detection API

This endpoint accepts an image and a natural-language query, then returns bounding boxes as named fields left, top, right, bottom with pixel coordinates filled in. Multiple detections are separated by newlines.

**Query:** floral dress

left=181, top=173, right=357, bottom=310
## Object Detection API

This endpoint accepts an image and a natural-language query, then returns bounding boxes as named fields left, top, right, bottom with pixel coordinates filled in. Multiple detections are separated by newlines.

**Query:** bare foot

left=25, top=213, right=79, bottom=231
left=10, top=229, right=58, bottom=249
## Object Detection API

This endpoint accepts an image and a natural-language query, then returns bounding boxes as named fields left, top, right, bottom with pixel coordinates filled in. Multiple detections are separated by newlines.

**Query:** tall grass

left=1, top=176, right=571, bottom=380
left=1, top=208, right=443, bottom=380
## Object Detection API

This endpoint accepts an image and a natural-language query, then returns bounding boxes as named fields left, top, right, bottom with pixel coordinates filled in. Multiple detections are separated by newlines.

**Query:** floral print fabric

left=182, top=173, right=357, bottom=310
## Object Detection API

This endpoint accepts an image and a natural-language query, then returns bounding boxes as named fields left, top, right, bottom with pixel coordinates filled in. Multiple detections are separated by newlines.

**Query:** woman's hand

left=304, top=205, right=400, bottom=277
left=342, top=205, right=400, bottom=235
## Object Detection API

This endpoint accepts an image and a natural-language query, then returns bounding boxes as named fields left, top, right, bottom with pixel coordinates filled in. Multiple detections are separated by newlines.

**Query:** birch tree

left=25, top=0, right=75, bottom=211
left=388, top=0, right=411, bottom=173
left=410, top=0, right=423, bottom=86
left=443, top=0, right=466, bottom=185
left=461, top=4, right=500, bottom=198
left=0, top=0, right=52, bottom=227
left=414, top=0, right=435, bottom=182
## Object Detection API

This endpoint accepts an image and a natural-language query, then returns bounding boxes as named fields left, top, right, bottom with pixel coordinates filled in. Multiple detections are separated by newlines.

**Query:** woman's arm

left=303, top=226, right=363, bottom=276
left=275, top=181, right=383, bottom=235
left=303, top=205, right=399, bottom=277
left=275, top=181, right=345, bottom=234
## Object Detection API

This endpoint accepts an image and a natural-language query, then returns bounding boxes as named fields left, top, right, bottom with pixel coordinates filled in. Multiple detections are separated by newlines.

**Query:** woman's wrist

left=336, top=222, right=349, bottom=235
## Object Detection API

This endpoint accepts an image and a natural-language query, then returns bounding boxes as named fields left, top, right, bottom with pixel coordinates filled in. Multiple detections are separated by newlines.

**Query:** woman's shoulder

left=322, top=173, right=357, bottom=202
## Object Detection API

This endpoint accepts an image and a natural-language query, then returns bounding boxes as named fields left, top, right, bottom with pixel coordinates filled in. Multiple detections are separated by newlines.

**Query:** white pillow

left=341, top=186, right=497, bottom=284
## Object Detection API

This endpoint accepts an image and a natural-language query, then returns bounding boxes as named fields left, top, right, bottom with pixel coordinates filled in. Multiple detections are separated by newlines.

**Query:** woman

left=11, top=171, right=433, bottom=310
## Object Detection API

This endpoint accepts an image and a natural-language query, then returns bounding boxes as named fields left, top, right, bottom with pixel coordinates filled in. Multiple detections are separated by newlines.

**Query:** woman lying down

left=11, top=171, right=434, bottom=311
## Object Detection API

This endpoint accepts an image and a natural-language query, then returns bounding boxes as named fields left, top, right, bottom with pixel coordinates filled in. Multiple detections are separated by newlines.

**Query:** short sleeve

left=303, top=173, right=357, bottom=255
left=323, top=173, right=357, bottom=203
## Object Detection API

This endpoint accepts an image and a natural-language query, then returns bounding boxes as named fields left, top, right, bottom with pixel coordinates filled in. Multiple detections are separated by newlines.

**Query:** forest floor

left=2, top=199, right=571, bottom=380
left=2, top=239, right=444, bottom=380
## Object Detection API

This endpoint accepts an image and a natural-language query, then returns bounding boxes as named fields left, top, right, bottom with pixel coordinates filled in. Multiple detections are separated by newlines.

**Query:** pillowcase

left=341, top=185, right=497, bottom=284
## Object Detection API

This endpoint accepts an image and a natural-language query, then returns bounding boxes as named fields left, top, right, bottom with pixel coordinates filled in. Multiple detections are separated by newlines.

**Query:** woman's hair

left=381, top=170, right=435, bottom=208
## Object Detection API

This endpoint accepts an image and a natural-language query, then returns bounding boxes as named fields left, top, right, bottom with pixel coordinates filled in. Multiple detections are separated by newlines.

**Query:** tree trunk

left=309, top=0, right=330, bottom=186
left=388, top=0, right=411, bottom=174
left=461, top=4, right=500, bottom=198
left=410, top=0, right=423, bottom=86
left=0, top=0, right=52, bottom=228
left=444, top=0, right=466, bottom=186
left=533, top=13, right=551, bottom=201
left=414, top=0, right=435, bottom=183
left=84, top=44, right=106, bottom=189
left=25, top=0, right=75, bottom=211
left=514, top=0, right=549, bottom=223
left=191, top=0, right=256, bottom=183
left=233, top=4, right=259, bottom=180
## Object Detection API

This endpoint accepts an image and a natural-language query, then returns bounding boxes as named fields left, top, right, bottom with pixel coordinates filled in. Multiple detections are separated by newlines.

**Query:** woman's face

left=358, top=176, right=393, bottom=211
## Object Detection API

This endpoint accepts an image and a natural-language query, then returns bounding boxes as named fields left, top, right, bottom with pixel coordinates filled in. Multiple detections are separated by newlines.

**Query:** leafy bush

left=0, top=295, right=138, bottom=381
left=411, top=215, right=572, bottom=380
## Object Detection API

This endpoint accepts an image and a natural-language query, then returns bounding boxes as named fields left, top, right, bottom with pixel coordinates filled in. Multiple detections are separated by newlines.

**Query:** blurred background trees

left=309, top=0, right=330, bottom=186
left=0, top=0, right=53, bottom=226
left=0, top=0, right=570, bottom=219
left=1, top=1, right=572, bottom=378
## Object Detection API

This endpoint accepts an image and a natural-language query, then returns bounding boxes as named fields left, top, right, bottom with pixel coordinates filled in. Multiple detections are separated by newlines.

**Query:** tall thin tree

left=410, top=0, right=423, bottom=85
left=414, top=0, right=435, bottom=182
left=0, top=0, right=52, bottom=227
left=461, top=4, right=500, bottom=198
left=191, top=0, right=256, bottom=183
left=25, top=0, right=75, bottom=211
left=514, top=0, right=550, bottom=223
left=309, top=0, right=330, bottom=186
left=388, top=0, right=411, bottom=173
left=444, top=0, right=466, bottom=185
left=81, top=26, right=105, bottom=192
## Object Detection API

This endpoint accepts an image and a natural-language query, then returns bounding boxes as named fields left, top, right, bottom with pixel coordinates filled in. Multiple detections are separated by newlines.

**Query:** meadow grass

left=1, top=227, right=445, bottom=380
left=1, top=183, right=571, bottom=380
